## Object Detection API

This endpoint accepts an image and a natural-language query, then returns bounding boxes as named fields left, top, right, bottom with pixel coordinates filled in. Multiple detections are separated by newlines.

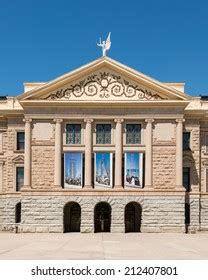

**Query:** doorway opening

left=94, top=202, right=111, bottom=232
left=125, top=202, right=142, bottom=232
left=64, top=202, right=81, bottom=232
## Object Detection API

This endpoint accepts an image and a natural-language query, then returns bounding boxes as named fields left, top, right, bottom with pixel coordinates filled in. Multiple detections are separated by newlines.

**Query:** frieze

left=44, top=72, right=166, bottom=100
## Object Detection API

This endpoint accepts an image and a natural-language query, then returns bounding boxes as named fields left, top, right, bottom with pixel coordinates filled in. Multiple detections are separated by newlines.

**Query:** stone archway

left=64, top=202, right=81, bottom=233
left=94, top=202, right=111, bottom=233
left=125, top=202, right=142, bottom=232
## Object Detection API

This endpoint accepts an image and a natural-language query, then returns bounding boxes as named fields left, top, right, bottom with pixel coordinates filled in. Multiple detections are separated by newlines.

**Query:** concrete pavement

left=0, top=233, right=208, bottom=260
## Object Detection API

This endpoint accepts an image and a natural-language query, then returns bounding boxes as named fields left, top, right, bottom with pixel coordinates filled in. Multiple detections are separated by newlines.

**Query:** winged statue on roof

left=97, top=32, right=111, bottom=56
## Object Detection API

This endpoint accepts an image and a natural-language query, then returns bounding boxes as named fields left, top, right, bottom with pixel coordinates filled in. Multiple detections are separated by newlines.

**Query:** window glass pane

left=104, top=124, right=111, bottom=144
left=16, top=167, right=24, bottom=191
left=17, top=132, right=25, bottom=150
left=183, top=132, right=190, bottom=150
left=126, top=124, right=141, bottom=144
left=96, top=124, right=111, bottom=144
left=66, top=124, right=81, bottom=144
left=183, top=167, right=190, bottom=192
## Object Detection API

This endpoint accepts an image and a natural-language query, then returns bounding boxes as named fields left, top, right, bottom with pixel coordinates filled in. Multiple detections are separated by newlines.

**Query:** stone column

left=114, top=119, right=124, bottom=189
left=84, top=119, right=93, bottom=188
left=54, top=119, right=63, bottom=188
left=176, top=119, right=184, bottom=188
left=23, top=118, right=32, bottom=189
left=145, top=119, right=154, bottom=188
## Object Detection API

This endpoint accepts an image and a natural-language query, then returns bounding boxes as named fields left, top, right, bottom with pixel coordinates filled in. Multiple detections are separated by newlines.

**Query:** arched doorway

left=125, top=202, right=142, bottom=233
left=64, top=202, right=81, bottom=233
left=94, top=202, right=111, bottom=233
left=15, top=202, right=21, bottom=223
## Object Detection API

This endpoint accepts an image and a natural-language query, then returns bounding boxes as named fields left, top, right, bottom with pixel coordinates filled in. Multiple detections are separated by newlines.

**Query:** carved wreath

left=44, top=72, right=165, bottom=100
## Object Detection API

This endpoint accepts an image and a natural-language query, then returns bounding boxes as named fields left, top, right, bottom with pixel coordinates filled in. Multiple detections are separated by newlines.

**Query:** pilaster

left=54, top=118, right=63, bottom=189
left=84, top=119, right=93, bottom=189
left=114, top=118, right=124, bottom=189
left=145, top=119, right=154, bottom=188
left=175, top=118, right=185, bottom=189
left=23, top=118, right=32, bottom=190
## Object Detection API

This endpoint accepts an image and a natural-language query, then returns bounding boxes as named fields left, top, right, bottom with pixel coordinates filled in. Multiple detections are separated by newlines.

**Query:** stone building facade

left=0, top=56, right=208, bottom=233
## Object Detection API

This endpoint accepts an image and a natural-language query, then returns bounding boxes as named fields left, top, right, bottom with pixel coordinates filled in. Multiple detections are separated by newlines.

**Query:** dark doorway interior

left=125, top=202, right=142, bottom=233
left=64, top=202, right=81, bottom=233
left=15, top=202, right=21, bottom=223
left=94, top=202, right=111, bottom=232
left=185, top=203, right=190, bottom=233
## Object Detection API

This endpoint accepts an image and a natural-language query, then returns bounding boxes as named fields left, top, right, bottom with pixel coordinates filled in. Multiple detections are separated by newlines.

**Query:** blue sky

left=0, top=0, right=208, bottom=96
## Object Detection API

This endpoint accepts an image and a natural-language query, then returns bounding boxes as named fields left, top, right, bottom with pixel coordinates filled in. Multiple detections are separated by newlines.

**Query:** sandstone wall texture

left=31, top=146, right=55, bottom=189
left=153, top=146, right=176, bottom=189
left=0, top=195, right=186, bottom=233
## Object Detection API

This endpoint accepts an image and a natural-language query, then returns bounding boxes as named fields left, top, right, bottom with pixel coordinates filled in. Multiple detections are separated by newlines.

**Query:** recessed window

left=96, top=124, right=111, bottom=144
left=183, top=167, right=190, bottom=192
left=126, top=124, right=141, bottom=144
left=17, top=132, right=25, bottom=151
left=66, top=124, right=81, bottom=144
left=183, top=132, right=190, bottom=150
left=16, top=167, right=24, bottom=192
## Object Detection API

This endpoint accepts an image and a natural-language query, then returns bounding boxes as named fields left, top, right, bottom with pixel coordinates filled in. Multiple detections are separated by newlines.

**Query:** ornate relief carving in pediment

left=43, top=70, right=166, bottom=101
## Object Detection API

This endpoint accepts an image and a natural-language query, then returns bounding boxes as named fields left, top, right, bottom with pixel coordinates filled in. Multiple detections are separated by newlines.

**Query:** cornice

left=19, top=99, right=190, bottom=108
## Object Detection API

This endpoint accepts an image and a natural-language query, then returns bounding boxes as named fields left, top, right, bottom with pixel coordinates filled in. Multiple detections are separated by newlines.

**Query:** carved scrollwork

left=44, top=72, right=165, bottom=100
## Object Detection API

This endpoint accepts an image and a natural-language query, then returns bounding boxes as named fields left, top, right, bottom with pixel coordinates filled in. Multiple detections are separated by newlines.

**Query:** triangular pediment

left=12, top=155, right=24, bottom=163
left=18, top=57, right=191, bottom=104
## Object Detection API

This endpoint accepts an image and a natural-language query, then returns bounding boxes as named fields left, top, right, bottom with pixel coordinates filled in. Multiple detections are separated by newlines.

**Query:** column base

left=175, top=185, right=185, bottom=191
left=144, top=185, right=153, bottom=190
left=54, top=185, right=63, bottom=190
left=21, top=185, right=31, bottom=191
left=114, top=185, right=124, bottom=190
left=84, top=185, right=93, bottom=189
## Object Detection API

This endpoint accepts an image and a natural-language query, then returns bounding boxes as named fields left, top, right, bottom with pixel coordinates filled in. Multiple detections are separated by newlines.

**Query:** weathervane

left=97, top=32, right=111, bottom=56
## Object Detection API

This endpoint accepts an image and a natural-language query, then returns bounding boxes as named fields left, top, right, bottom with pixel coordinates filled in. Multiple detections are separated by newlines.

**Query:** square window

left=96, top=124, right=111, bottom=144
left=126, top=124, right=141, bottom=144
left=66, top=124, right=81, bottom=144
left=16, top=167, right=24, bottom=192
left=17, top=132, right=25, bottom=151
left=183, top=132, right=190, bottom=150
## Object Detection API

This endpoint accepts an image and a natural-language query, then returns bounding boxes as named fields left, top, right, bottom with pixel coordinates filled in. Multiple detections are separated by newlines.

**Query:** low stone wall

left=0, top=195, right=187, bottom=233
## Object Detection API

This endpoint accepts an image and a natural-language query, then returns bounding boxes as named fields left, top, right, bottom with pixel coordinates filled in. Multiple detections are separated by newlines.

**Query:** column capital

left=53, top=118, right=63, bottom=123
left=23, top=118, right=32, bottom=123
left=114, top=118, right=124, bottom=124
left=176, top=118, right=185, bottom=123
left=145, top=118, right=154, bottom=123
left=84, top=118, right=94, bottom=124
